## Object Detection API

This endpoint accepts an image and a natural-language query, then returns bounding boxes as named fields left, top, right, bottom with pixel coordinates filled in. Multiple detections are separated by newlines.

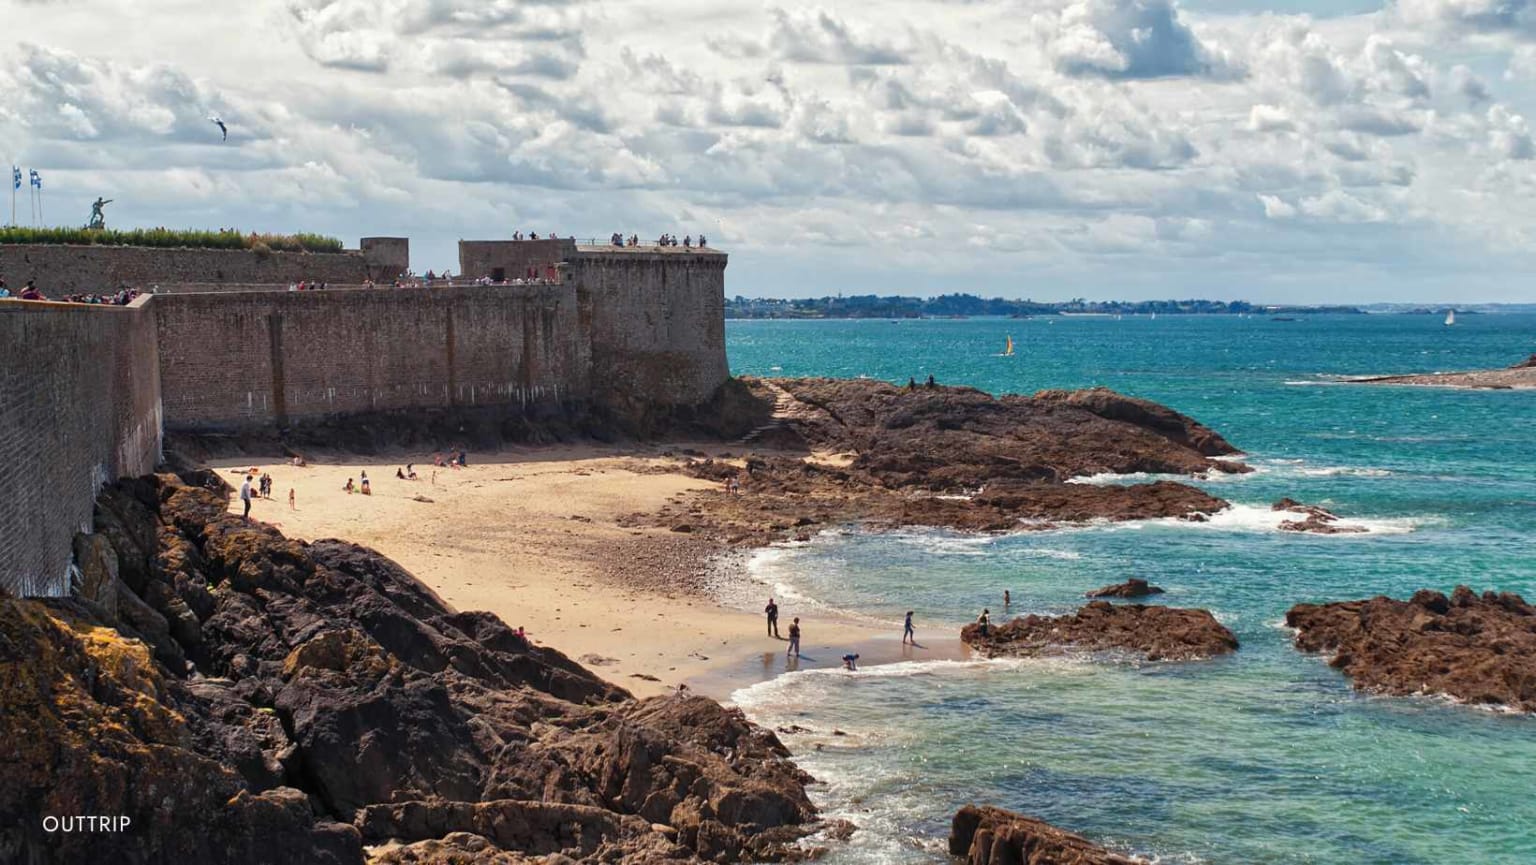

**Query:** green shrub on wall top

left=0, top=226, right=345, bottom=253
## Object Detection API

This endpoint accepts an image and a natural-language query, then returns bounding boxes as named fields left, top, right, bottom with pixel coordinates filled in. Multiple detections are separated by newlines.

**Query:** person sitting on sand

left=976, top=608, right=991, bottom=637
left=787, top=617, right=801, bottom=657
left=396, top=467, right=406, bottom=480
left=903, top=611, right=915, bottom=645
left=433, top=453, right=445, bottom=467
left=842, top=653, right=860, bottom=671
left=407, top=464, right=418, bottom=480
left=344, top=478, right=355, bottom=494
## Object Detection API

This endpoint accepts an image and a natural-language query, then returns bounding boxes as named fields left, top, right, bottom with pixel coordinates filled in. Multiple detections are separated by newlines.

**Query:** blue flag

left=29, top=170, right=41, bottom=189
left=10, top=166, right=18, bottom=190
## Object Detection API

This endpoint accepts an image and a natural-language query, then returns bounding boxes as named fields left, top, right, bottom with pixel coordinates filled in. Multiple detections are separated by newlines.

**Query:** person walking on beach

left=765, top=597, right=781, bottom=638
left=902, top=611, right=916, bottom=645
left=288, top=488, right=296, bottom=510
left=787, top=617, right=801, bottom=658
left=239, top=475, right=253, bottom=519
left=976, top=608, right=991, bottom=637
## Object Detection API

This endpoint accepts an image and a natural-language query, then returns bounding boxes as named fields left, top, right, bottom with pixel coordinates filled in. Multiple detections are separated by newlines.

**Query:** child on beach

left=344, top=479, right=355, bottom=494
left=787, top=618, right=801, bottom=657
left=842, top=653, right=860, bottom=671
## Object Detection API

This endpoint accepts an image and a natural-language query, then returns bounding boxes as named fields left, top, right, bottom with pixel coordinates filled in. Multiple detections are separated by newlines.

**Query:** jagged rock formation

left=962, top=602, right=1239, bottom=662
left=1087, top=578, right=1164, bottom=599
left=770, top=378, right=1245, bottom=484
left=949, top=805, right=1147, bottom=865
left=664, top=379, right=1242, bottom=543
left=1286, top=587, right=1536, bottom=712
left=1272, top=498, right=1367, bottom=535
left=0, top=474, right=820, bottom=864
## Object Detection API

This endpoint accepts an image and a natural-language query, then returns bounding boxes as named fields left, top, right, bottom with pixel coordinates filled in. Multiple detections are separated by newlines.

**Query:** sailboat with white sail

left=1444, top=309, right=1456, bottom=326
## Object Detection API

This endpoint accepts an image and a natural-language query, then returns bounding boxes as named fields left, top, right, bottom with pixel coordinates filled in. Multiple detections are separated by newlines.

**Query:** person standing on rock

left=765, top=598, right=781, bottom=638
left=239, top=475, right=253, bottom=519
left=903, top=611, right=916, bottom=645
left=977, top=608, right=991, bottom=637
left=787, top=617, right=801, bottom=657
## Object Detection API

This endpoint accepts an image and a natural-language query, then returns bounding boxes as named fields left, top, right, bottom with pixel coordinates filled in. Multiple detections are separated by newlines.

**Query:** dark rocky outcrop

left=962, top=601, right=1238, bottom=662
left=1286, top=587, right=1536, bottom=712
left=0, top=474, right=820, bottom=864
left=949, top=805, right=1147, bottom=865
left=1272, top=498, right=1366, bottom=535
left=1087, top=578, right=1164, bottom=599
left=665, top=379, right=1242, bottom=544
left=772, top=378, right=1246, bottom=486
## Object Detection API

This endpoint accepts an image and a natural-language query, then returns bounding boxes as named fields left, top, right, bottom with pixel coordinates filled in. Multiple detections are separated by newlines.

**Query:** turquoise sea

left=723, top=314, right=1536, bottom=864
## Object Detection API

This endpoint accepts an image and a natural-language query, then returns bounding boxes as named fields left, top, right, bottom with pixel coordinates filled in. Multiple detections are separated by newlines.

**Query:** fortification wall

left=0, top=297, right=162, bottom=597
left=154, top=285, right=589, bottom=431
left=459, top=239, right=574, bottom=281
left=0, top=240, right=407, bottom=295
left=569, top=249, right=729, bottom=408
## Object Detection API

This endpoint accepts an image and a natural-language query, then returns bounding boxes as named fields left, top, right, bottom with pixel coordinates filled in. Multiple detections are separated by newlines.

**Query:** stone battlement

left=0, top=237, right=410, bottom=296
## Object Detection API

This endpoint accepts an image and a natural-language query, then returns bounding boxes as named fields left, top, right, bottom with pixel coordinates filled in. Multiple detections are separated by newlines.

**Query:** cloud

left=1042, top=0, right=1239, bottom=80
left=3, top=0, right=1536, bottom=301
left=1395, top=0, right=1536, bottom=38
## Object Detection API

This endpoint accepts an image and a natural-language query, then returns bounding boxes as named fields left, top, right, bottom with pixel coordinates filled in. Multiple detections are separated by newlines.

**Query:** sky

left=1, top=0, right=1534, bottom=303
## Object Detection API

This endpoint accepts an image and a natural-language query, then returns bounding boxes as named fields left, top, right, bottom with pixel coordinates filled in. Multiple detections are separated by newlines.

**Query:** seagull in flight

left=211, top=116, right=227, bottom=141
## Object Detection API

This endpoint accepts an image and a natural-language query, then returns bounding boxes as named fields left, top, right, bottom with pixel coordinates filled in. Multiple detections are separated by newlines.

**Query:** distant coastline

left=726, top=293, right=1364, bottom=319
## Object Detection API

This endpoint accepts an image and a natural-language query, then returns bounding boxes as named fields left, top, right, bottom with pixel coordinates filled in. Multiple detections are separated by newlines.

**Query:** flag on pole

left=29, top=170, right=41, bottom=189
left=10, top=167, right=19, bottom=190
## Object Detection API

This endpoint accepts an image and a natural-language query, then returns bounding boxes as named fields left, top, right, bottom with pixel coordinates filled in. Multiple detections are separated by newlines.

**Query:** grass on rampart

left=0, top=226, right=345, bottom=253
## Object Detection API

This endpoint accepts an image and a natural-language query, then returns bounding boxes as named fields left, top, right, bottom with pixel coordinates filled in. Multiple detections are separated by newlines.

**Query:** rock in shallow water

left=1086, top=578, right=1165, bottom=599
left=1286, top=586, right=1536, bottom=712
left=961, top=601, right=1239, bottom=661
left=949, top=804, right=1148, bottom=864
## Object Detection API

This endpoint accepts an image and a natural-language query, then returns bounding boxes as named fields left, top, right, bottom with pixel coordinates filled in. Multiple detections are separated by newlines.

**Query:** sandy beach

left=214, top=445, right=938, bottom=699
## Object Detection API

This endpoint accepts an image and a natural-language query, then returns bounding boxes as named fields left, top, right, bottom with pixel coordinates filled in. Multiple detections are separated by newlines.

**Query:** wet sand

left=215, top=444, right=890, bottom=699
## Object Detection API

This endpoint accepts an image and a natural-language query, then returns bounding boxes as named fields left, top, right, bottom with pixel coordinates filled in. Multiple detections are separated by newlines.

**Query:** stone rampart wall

left=154, top=285, right=589, bottom=431
left=569, top=250, right=729, bottom=409
left=0, top=241, right=406, bottom=296
left=0, top=297, right=162, bottom=596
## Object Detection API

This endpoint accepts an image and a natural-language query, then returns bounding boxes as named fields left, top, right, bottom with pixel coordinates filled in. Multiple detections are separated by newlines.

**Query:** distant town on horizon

left=724, top=294, right=1526, bottom=319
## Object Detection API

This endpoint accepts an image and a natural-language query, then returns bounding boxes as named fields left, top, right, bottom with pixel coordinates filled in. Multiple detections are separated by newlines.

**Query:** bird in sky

left=211, top=116, right=227, bottom=141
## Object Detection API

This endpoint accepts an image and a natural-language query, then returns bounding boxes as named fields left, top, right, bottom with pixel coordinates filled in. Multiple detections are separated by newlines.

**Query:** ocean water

left=724, top=314, right=1536, bottom=864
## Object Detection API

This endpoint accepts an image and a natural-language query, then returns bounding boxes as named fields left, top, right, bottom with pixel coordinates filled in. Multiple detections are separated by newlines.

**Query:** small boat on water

left=1444, top=310, right=1456, bottom=326
left=998, top=335, right=1015, bottom=357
